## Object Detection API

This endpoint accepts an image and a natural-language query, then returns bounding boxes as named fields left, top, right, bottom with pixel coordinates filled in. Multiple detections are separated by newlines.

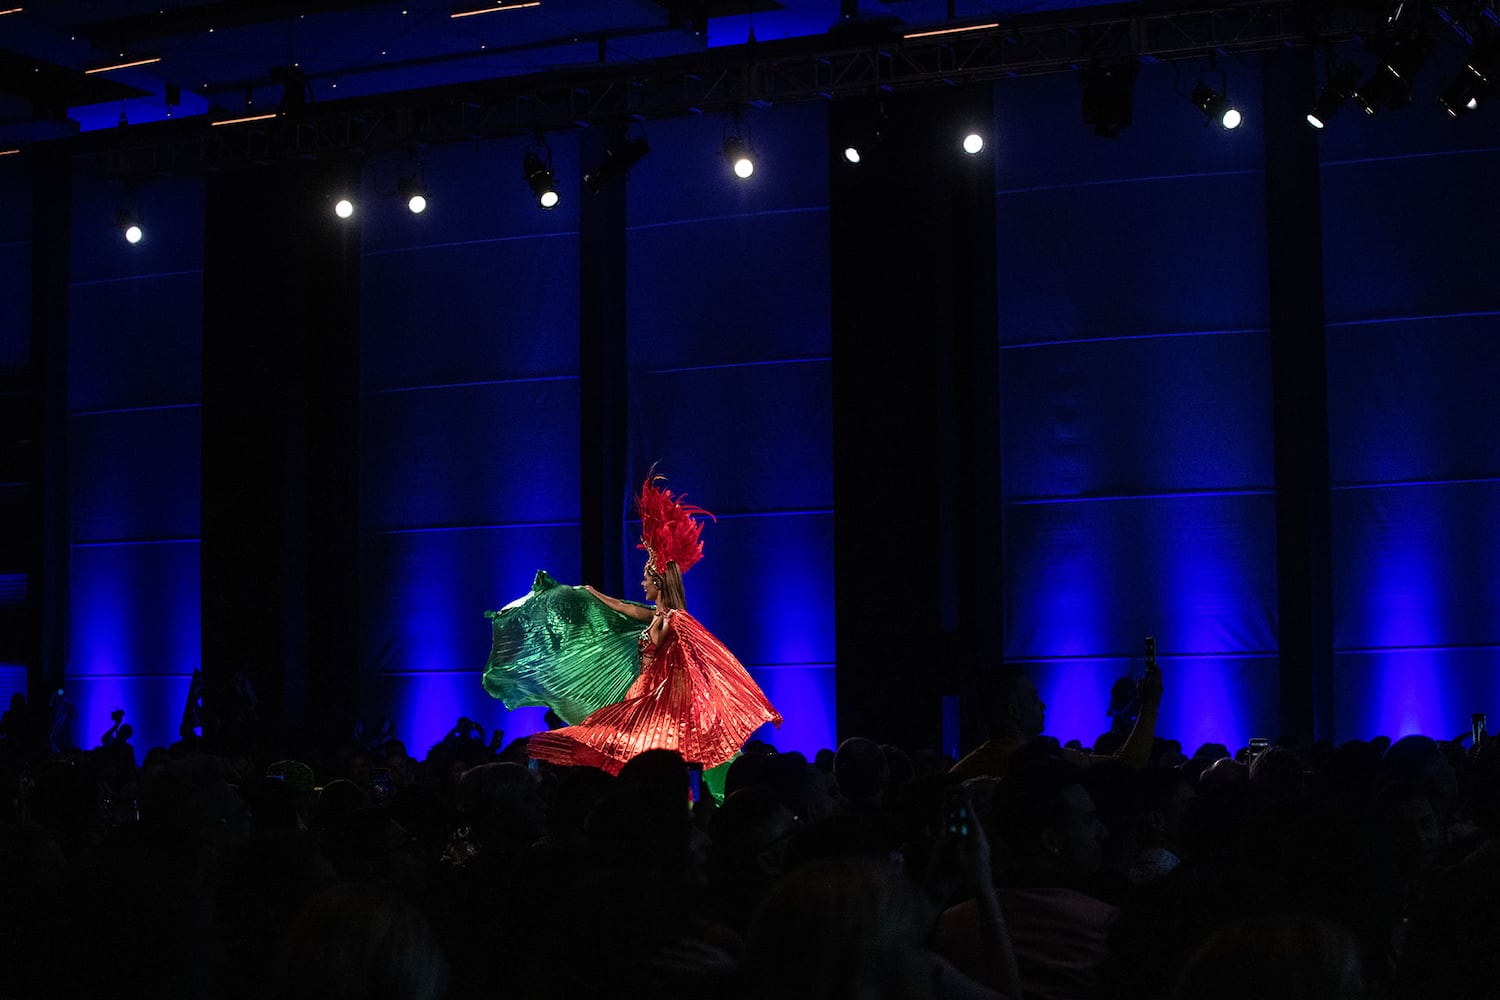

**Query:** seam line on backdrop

left=626, top=205, right=828, bottom=232
left=367, top=374, right=579, bottom=395
left=371, top=662, right=836, bottom=677
left=652, top=356, right=830, bottom=374
left=59, top=674, right=197, bottom=680
left=72, top=402, right=201, bottom=417
left=1337, top=643, right=1500, bottom=654
left=1008, top=650, right=1277, bottom=661
left=1327, top=310, right=1500, bottom=328
left=1331, top=476, right=1500, bottom=491
left=998, top=168, right=1263, bottom=196
left=380, top=520, right=581, bottom=534
left=72, top=268, right=204, bottom=287
left=380, top=508, right=832, bottom=534
left=1324, top=146, right=1500, bottom=168
left=1001, top=327, right=1265, bottom=350
left=362, top=229, right=578, bottom=257
left=1009, top=488, right=1274, bottom=506
left=73, top=536, right=199, bottom=548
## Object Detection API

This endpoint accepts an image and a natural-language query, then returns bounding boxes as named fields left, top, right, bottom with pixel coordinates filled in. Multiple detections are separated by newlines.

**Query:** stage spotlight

left=1353, top=29, right=1430, bottom=115
left=1438, top=65, right=1484, bottom=116
left=1191, top=82, right=1242, bottom=130
left=584, top=129, right=650, bottom=194
left=1438, top=38, right=1497, bottom=117
left=398, top=174, right=427, bottom=214
left=962, top=132, right=984, bottom=154
left=333, top=197, right=355, bottom=219
left=723, top=134, right=755, bottom=178
left=1080, top=60, right=1139, bottom=138
left=116, top=207, right=143, bottom=245
left=523, top=148, right=559, bottom=209
left=835, top=106, right=885, bottom=166
left=1306, top=63, right=1361, bottom=128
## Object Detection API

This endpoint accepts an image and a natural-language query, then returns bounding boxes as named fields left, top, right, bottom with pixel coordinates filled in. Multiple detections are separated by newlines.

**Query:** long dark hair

left=648, top=560, right=687, bottom=612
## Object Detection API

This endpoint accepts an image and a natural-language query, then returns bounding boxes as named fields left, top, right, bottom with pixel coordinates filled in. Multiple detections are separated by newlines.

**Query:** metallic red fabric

left=526, top=610, right=781, bottom=774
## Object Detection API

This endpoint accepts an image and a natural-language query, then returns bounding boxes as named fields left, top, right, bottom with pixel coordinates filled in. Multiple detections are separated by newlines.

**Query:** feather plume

left=636, top=465, right=714, bottom=574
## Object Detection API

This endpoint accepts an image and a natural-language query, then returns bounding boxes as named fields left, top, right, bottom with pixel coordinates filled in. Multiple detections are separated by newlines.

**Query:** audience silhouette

left=1, top=665, right=1495, bottom=1000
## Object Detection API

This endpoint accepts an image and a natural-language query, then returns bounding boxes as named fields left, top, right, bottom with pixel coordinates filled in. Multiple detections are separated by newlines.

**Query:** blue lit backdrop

left=995, top=62, right=1280, bottom=755
left=41, top=60, right=1499, bottom=760
left=1320, top=92, right=1500, bottom=745
left=64, top=170, right=205, bottom=754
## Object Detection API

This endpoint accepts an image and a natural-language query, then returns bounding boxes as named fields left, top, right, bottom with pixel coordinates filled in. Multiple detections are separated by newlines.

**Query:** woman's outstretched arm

left=582, top=584, right=654, bottom=621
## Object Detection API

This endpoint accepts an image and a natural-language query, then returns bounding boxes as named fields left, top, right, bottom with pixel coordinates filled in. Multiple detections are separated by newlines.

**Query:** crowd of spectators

left=1, top=671, right=1496, bottom=1000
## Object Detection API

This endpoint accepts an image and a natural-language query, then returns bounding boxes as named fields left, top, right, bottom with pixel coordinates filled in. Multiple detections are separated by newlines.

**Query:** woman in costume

left=482, top=470, right=781, bottom=776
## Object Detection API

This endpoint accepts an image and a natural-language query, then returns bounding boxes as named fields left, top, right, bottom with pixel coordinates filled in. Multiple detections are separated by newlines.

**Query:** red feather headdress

left=636, top=466, right=714, bottom=575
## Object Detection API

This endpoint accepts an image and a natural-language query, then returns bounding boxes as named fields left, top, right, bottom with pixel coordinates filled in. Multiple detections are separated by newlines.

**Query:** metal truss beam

left=87, top=0, right=1463, bottom=178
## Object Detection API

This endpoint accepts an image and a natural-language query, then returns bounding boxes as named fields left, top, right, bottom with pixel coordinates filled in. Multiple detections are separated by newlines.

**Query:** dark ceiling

left=0, top=0, right=1085, bottom=145
left=3, top=0, right=1475, bottom=160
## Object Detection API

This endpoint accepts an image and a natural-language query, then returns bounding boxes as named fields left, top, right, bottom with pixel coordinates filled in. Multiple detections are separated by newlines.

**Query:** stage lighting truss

left=523, top=137, right=559, bottom=208
left=583, top=126, right=650, bottom=194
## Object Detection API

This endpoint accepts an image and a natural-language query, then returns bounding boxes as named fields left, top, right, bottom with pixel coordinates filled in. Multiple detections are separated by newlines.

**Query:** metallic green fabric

left=482, top=570, right=648, bottom=726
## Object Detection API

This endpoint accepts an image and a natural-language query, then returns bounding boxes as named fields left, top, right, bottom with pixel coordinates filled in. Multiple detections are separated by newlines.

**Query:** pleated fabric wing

left=481, top=570, right=647, bottom=726
left=526, top=609, right=782, bottom=774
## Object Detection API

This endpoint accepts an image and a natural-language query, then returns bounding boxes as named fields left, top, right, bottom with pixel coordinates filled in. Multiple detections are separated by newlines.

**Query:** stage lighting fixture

left=334, top=197, right=355, bottom=219
left=1306, top=63, right=1362, bottom=128
left=584, top=130, right=650, bottom=194
left=1438, top=38, right=1497, bottom=117
left=962, top=132, right=985, bottom=154
left=1080, top=60, right=1139, bottom=138
left=723, top=134, right=755, bottom=179
left=398, top=174, right=428, bottom=213
left=1354, top=28, right=1431, bottom=114
left=835, top=105, right=886, bottom=166
left=523, top=148, right=559, bottom=208
left=1191, top=82, right=1243, bottom=130
left=116, top=207, right=143, bottom=245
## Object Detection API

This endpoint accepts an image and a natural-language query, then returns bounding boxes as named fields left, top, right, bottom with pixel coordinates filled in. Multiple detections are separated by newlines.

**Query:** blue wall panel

left=64, top=171, right=204, bottom=753
left=66, top=674, right=196, bottom=761
left=365, top=524, right=581, bottom=676
left=362, top=379, right=579, bottom=531
left=360, top=132, right=583, bottom=743
left=623, top=102, right=836, bottom=753
left=626, top=211, right=831, bottom=369
left=1330, top=483, right=1500, bottom=653
left=1002, top=331, right=1274, bottom=498
left=1327, top=317, right=1500, bottom=486
left=1004, top=495, right=1279, bottom=658
left=630, top=362, right=833, bottom=511
left=1019, top=654, right=1279, bottom=760
left=1321, top=149, right=1500, bottom=325
left=361, top=239, right=581, bottom=390
left=68, top=541, right=201, bottom=680
left=996, top=70, right=1278, bottom=755
left=1333, top=648, right=1500, bottom=746
left=68, top=275, right=204, bottom=411
left=68, top=408, right=202, bottom=542
left=1322, top=110, right=1500, bottom=741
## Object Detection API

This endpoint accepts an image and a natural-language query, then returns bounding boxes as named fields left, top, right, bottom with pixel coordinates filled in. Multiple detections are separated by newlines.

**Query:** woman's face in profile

left=641, top=564, right=661, bottom=602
